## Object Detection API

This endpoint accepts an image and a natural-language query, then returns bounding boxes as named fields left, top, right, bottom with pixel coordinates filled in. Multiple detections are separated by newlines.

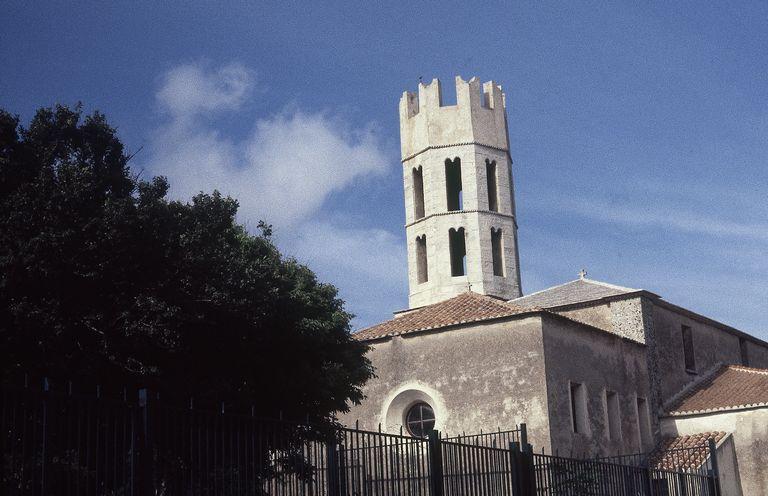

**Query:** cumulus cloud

left=145, top=62, right=402, bottom=329
left=289, top=222, right=408, bottom=326
left=149, top=63, right=388, bottom=229
left=156, top=62, right=253, bottom=119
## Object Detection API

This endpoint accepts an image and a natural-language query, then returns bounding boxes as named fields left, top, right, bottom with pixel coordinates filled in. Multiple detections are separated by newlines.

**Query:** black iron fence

left=443, top=428, right=522, bottom=449
left=2, top=381, right=721, bottom=495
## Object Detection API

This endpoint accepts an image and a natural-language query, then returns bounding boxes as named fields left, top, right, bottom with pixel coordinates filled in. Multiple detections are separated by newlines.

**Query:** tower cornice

left=401, top=141, right=511, bottom=163
left=404, top=209, right=518, bottom=229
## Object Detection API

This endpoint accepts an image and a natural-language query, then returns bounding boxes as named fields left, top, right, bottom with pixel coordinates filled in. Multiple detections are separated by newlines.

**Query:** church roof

left=353, top=292, right=537, bottom=341
left=510, top=277, right=642, bottom=308
left=665, top=364, right=768, bottom=416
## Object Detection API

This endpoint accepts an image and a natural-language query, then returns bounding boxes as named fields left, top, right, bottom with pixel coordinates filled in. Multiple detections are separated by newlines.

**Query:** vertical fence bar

left=707, top=438, right=721, bottom=496
left=137, top=389, right=154, bottom=495
left=428, top=430, right=444, bottom=496
left=326, top=435, right=339, bottom=496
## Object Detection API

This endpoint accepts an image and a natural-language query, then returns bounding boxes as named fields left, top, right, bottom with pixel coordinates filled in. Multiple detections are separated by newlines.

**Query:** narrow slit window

left=445, top=158, right=463, bottom=211
left=491, top=228, right=504, bottom=277
left=682, top=325, right=696, bottom=372
left=412, top=166, right=425, bottom=220
left=636, top=396, right=651, bottom=448
left=416, top=235, right=428, bottom=284
left=449, top=228, right=466, bottom=277
left=740, top=338, right=749, bottom=367
left=486, top=159, right=498, bottom=212
left=569, top=382, right=588, bottom=435
left=605, top=391, right=621, bottom=441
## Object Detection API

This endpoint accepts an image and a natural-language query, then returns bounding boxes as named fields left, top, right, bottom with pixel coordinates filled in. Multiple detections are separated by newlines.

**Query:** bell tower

left=400, top=76, right=522, bottom=308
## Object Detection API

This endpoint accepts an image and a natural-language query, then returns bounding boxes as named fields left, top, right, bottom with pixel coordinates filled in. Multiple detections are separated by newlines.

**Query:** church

left=341, top=76, right=768, bottom=495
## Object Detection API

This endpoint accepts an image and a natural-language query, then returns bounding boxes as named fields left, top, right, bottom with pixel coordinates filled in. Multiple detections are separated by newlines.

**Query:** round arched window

left=405, top=402, right=435, bottom=438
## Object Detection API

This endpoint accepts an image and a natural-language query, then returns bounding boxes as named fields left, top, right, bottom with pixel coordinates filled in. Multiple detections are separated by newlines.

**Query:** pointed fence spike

left=251, top=405, right=255, bottom=417
left=400, top=425, right=403, bottom=436
left=355, top=419, right=359, bottom=430
left=68, top=380, right=73, bottom=396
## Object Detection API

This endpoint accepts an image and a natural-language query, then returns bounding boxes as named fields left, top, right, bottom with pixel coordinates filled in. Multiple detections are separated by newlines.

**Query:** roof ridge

left=510, top=279, right=582, bottom=301
left=726, top=364, right=768, bottom=375
left=580, top=277, right=640, bottom=293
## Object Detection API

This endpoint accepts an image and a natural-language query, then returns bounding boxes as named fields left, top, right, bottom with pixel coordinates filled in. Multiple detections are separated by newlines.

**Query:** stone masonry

left=401, top=76, right=522, bottom=308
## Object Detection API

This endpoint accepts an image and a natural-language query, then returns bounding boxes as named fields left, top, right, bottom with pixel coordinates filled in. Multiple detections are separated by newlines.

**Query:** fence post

left=521, top=441, right=536, bottom=495
left=428, top=430, right=444, bottom=496
left=644, top=465, right=655, bottom=496
left=326, top=437, right=339, bottom=496
left=137, top=389, right=154, bottom=495
left=708, top=438, right=722, bottom=496
left=509, top=442, right=523, bottom=496
left=519, top=423, right=528, bottom=448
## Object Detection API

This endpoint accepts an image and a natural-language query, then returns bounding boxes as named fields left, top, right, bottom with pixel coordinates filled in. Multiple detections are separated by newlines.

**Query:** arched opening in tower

left=486, top=159, right=498, bottom=212
left=416, top=235, right=428, bottom=283
left=491, top=227, right=505, bottom=277
left=412, top=166, right=425, bottom=219
left=449, top=227, right=466, bottom=277
left=445, top=158, right=463, bottom=211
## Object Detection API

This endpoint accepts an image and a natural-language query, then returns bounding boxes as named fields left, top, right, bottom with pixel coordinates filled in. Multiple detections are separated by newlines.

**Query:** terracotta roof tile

left=649, top=432, right=726, bottom=471
left=353, top=292, right=537, bottom=341
left=666, top=365, right=768, bottom=416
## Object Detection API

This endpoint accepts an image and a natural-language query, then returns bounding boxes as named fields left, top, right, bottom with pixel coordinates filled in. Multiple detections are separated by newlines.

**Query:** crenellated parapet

left=399, top=76, right=509, bottom=160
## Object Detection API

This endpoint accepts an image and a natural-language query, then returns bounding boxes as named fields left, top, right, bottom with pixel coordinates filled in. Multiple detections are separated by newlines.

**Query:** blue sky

left=2, top=1, right=767, bottom=337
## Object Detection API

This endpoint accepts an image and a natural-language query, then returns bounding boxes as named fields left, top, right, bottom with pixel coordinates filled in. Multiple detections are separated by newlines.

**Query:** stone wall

left=340, top=315, right=552, bottom=450
left=652, top=304, right=744, bottom=404
left=661, top=409, right=768, bottom=496
left=405, top=146, right=520, bottom=306
left=400, top=76, right=521, bottom=308
left=540, top=313, right=651, bottom=457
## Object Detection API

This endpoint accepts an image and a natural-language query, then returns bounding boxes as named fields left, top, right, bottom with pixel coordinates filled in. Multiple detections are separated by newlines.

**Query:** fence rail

left=2, top=382, right=721, bottom=495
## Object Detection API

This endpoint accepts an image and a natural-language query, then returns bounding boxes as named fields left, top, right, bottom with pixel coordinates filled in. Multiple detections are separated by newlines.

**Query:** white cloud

left=156, top=62, right=252, bottom=119
left=149, top=63, right=388, bottom=229
left=288, top=222, right=408, bottom=328
left=145, top=62, right=403, bottom=329
left=535, top=195, right=768, bottom=243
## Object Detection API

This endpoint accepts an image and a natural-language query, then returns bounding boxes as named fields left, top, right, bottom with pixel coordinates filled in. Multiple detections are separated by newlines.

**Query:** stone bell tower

left=400, top=76, right=522, bottom=308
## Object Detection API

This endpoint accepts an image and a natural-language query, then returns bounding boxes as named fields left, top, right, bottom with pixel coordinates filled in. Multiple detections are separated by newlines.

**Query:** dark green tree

left=0, top=105, right=372, bottom=424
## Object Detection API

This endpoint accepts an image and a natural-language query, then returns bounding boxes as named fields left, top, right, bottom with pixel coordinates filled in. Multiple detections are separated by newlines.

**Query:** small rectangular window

left=740, top=338, right=750, bottom=367
left=636, top=396, right=651, bottom=448
left=682, top=325, right=696, bottom=372
left=569, top=382, right=589, bottom=435
left=605, top=391, right=621, bottom=441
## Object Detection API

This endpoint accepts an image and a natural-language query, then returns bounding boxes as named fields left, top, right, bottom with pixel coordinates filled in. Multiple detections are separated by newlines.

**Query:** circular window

left=405, top=402, right=435, bottom=438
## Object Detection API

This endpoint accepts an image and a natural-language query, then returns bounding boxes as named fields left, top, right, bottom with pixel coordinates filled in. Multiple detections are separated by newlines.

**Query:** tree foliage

left=0, top=105, right=372, bottom=423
